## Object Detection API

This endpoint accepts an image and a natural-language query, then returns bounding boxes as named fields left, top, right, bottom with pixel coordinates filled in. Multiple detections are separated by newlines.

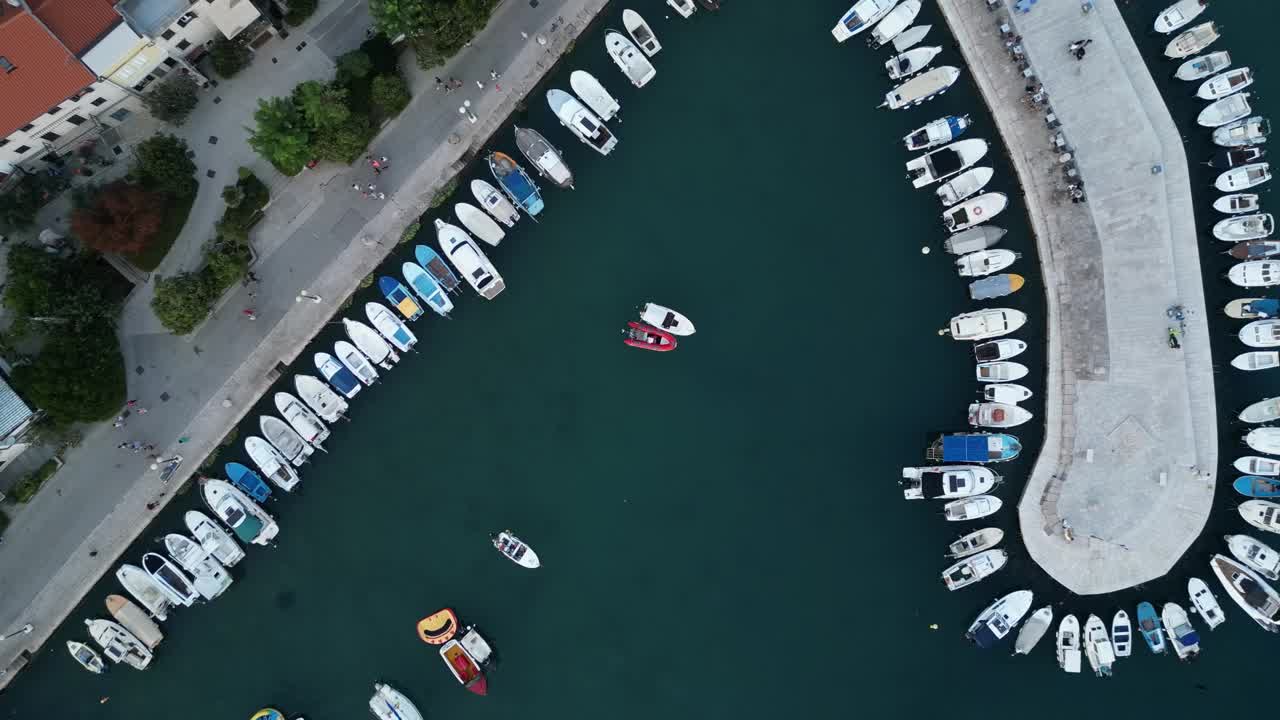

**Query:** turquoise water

left=1, top=2, right=1275, bottom=718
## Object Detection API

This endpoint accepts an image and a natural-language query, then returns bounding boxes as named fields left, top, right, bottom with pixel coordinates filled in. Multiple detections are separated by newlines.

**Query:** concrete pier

left=939, top=0, right=1216, bottom=594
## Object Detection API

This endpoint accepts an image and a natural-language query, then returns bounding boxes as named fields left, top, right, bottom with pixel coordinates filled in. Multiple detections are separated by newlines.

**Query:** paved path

left=0, top=0, right=606, bottom=684
left=939, top=0, right=1216, bottom=595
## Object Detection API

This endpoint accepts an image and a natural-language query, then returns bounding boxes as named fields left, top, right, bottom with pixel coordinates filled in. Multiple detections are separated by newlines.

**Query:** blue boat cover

left=378, top=276, right=407, bottom=301
left=225, top=462, right=271, bottom=503
left=393, top=328, right=414, bottom=346
left=1246, top=299, right=1280, bottom=317
left=971, top=624, right=999, bottom=649
left=942, top=435, right=993, bottom=462
left=946, top=115, right=968, bottom=139
left=323, top=362, right=361, bottom=396
left=1179, top=629, right=1200, bottom=647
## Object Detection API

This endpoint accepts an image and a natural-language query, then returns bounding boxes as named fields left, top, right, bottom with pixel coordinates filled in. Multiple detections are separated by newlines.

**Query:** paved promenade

left=939, top=0, right=1216, bottom=594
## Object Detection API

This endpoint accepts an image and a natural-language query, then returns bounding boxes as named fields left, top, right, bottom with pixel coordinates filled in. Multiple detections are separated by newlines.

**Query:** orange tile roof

left=0, top=11, right=94, bottom=140
left=28, top=0, right=121, bottom=55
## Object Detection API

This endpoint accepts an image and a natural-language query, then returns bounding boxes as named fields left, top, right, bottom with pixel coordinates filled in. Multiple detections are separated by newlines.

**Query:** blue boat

left=314, top=352, right=362, bottom=399
left=927, top=433, right=1021, bottom=463
left=414, top=245, right=461, bottom=295
left=377, top=276, right=424, bottom=322
left=1235, top=475, right=1280, bottom=497
left=1244, top=299, right=1280, bottom=317
left=489, top=151, right=544, bottom=217
left=225, top=462, right=272, bottom=503
left=403, top=260, right=454, bottom=318
left=1135, top=601, right=1166, bottom=654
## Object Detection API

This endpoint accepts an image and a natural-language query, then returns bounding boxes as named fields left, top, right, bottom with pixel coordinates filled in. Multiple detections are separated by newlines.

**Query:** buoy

left=929, top=623, right=939, bottom=630
left=922, top=246, right=931, bottom=254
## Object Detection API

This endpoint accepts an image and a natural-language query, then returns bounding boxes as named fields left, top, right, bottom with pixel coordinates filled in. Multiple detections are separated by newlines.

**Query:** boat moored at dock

left=1214, top=119, right=1270, bottom=148
left=115, top=564, right=171, bottom=621
left=436, top=219, right=505, bottom=300
left=943, top=495, right=1002, bottom=521
left=260, top=415, right=314, bottom=466
left=225, top=461, right=271, bottom=503
left=548, top=88, right=618, bottom=156
left=86, top=619, right=151, bottom=670
left=67, top=640, right=104, bottom=674
left=944, top=224, right=1004, bottom=254
left=1162, top=603, right=1201, bottom=659
left=622, top=9, right=660, bottom=57
left=344, top=318, right=399, bottom=369
left=1136, top=602, right=1166, bottom=654
left=335, top=340, right=379, bottom=386
left=907, top=138, right=987, bottom=188
left=314, top=352, right=362, bottom=398
left=966, top=590, right=1032, bottom=649
left=967, top=402, right=1032, bottom=428
left=1198, top=93, right=1253, bottom=128
left=1013, top=606, right=1053, bottom=655
left=969, top=273, right=1024, bottom=300
left=946, top=527, right=1003, bottom=558
left=1228, top=261, right=1280, bottom=288
left=943, top=192, right=1007, bottom=233
left=605, top=31, right=655, bottom=88
left=955, top=249, right=1017, bottom=277
left=926, top=433, right=1021, bottom=463
left=1240, top=499, right=1280, bottom=534
left=183, top=511, right=245, bottom=568
left=1057, top=614, right=1082, bottom=672
left=244, top=436, right=301, bottom=492
left=1227, top=534, right=1280, bottom=580
left=885, top=45, right=941, bottom=80
left=868, top=0, right=919, bottom=48
left=1198, top=67, right=1253, bottom=100
left=941, top=549, right=1007, bottom=591
left=488, top=151, right=544, bottom=217
left=1175, top=50, right=1230, bottom=81
left=163, top=533, right=233, bottom=601
left=275, top=391, right=330, bottom=448
left=1164, top=21, right=1219, bottom=59
left=454, top=203, right=506, bottom=247
left=904, top=114, right=970, bottom=152
left=1083, top=615, right=1115, bottom=677
left=1235, top=475, right=1280, bottom=497
left=1188, top=576, right=1227, bottom=629
left=514, top=126, right=574, bottom=190
left=1216, top=193, right=1260, bottom=214
left=200, top=478, right=279, bottom=546
left=881, top=66, right=961, bottom=110
left=367, top=302, right=418, bottom=353
left=936, top=167, right=993, bottom=206
left=1240, top=318, right=1280, bottom=346
left=831, top=0, right=898, bottom=42
left=1210, top=554, right=1280, bottom=631
left=1155, top=0, right=1207, bottom=34
left=944, top=308, right=1027, bottom=340
left=295, top=375, right=348, bottom=423
left=105, top=594, right=164, bottom=649
left=470, top=179, right=520, bottom=227
left=900, top=465, right=999, bottom=500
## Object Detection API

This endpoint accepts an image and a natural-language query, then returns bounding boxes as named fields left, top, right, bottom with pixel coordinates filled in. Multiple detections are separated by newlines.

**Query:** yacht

left=548, top=89, right=618, bottom=155
left=900, top=465, right=999, bottom=500
left=941, top=549, right=1007, bottom=591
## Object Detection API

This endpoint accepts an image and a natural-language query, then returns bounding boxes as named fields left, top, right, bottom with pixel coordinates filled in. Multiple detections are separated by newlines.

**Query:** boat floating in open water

left=904, top=114, right=970, bottom=152
left=966, top=590, right=1032, bottom=649
left=488, top=151, right=544, bottom=218
left=639, top=302, right=695, bottom=336
left=1175, top=50, right=1230, bottom=81
left=492, top=530, right=540, bottom=568
left=881, top=66, right=961, bottom=110
left=623, top=321, right=676, bottom=352
left=514, top=126, right=574, bottom=190
left=370, top=683, right=425, bottom=720
left=900, top=465, right=999, bottom=500
left=605, top=31, right=655, bottom=88
left=1210, top=554, right=1280, bottom=631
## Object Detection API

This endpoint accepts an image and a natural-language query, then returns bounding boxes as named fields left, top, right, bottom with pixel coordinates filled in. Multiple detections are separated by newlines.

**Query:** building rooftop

left=27, top=0, right=122, bottom=55
left=0, top=9, right=94, bottom=141
left=118, top=0, right=186, bottom=38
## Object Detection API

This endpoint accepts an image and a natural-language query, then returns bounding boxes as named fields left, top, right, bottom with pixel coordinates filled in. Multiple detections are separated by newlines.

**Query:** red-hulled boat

left=441, top=636, right=488, bottom=695
left=622, top=321, right=677, bottom=352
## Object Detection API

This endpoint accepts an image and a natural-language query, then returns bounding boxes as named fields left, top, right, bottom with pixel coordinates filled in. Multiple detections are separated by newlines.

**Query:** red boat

left=440, top=635, right=489, bottom=695
left=622, top=321, right=677, bottom=352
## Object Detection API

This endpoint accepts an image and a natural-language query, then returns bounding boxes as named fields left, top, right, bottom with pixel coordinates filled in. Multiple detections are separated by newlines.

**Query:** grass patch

left=430, top=177, right=459, bottom=209
left=400, top=220, right=421, bottom=245
left=128, top=191, right=195, bottom=271
left=12, top=459, right=59, bottom=503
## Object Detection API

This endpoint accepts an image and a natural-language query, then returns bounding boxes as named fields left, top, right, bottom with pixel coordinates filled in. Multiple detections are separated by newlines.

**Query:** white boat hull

left=455, top=203, right=506, bottom=246
left=640, top=302, right=695, bottom=336
left=1176, top=50, right=1231, bottom=81
left=622, top=9, right=661, bottom=57
left=869, top=0, right=920, bottom=48
left=470, top=180, right=520, bottom=227
left=606, top=31, right=656, bottom=88
left=570, top=70, right=621, bottom=123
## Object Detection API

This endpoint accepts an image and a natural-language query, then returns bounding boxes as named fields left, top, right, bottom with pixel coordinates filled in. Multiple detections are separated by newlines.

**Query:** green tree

left=151, top=272, right=217, bottom=334
left=293, top=80, right=351, bottom=129
left=373, top=0, right=498, bottom=69
left=10, top=324, right=125, bottom=423
left=141, top=74, right=200, bottom=126
left=2, top=246, right=122, bottom=329
left=336, top=50, right=374, bottom=83
left=371, top=74, right=411, bottom=116
left=285, top=0, right=318, bottom=25
left=0, top=175, right=58, bottom=231
left=204, top=238, right=252, bottom=292
left=211, top=37, right=251, bottom=78
left=132, top=133, right=197, bottom=197
left=312, top=116, right=374, bottom=162
left=247, top=97, right=312, bottom=175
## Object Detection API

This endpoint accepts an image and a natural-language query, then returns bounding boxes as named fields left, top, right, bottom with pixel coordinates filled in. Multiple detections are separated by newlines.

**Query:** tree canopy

left=248, top=97, right=313, bottom=175
left=293, top=80, right=351, bottom=129
left=369, top=0, right=497, bottom=68
left=141, top=75, right=200, bottom=126
left=71, top=182, right=164, bottom=255
left=132, top=133, right=198, bottom=197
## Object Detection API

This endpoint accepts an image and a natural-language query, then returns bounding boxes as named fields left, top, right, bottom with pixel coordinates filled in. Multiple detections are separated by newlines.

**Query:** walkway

left=939, top=0, right=1216, bottom=594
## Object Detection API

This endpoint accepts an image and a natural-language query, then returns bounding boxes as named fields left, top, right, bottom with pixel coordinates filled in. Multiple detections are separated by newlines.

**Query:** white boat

left=975, top=361, right=1028, bottom=383
left=369, top=683, right=425, bottom=720
left=244, top=436, right=301, bottom=491
left=941, top=549, right=1007, bottom=591
left=1229, top=261, right=1280, bottom=288
left=622, top=9, right=660, bottom=56
left=1198, top=68, right=1253, bottom=100
left=946, top=308, right=1027, bottom=341
left=548, top=89, right=618, bottom=156
left=183, top=510, right=245, bottom=567
left=201, top=478, right=280, bottom=546
left=1155, top=0, right=1207, bottom=34
left=605, top=31, right=655, bottom=88
left=455, top=203, right=505, bottom=246
left=366, top=302, right=417, bottom=354
left=492, top=530, right=541, bottom=568
left=1165, top=22, right=1219, bottom=59
left=1014, top=606, right=1053, bottom=655
left=943, top=494, right=1002, bottom=521
left=436, top=219, right=505, bottom=300
left=569, top=70, right=621, bottom=123
left=514, top=126, right=574, bottom=190
left=968, top=402, right=1031, bottom=428
left=1241, top=319, right=1280, bottom=347
left=1238, top=456, right=1280, bottom=477
left=316, top=351, right=363, bottom=398
left=944, top=224, right=1004, bottom=254
left=667, top=0, right=695, bottom=19
left=904, top=114, right=970, bottom=152
left=470, top=179, right=520, bottom=227
left=1175, top=50, right=1230, bottom=81
left=86, top=619, right=151, bottom=670
left=943, top=193, right=1007, bottom=233
left=1215, top=119, right=1271, bottom=148
left=973, top=338, right=1026, bottom=362
left=946, top=527, right=1003, bottom=558
left=115, top=564, right=171, bottom=621
left=869, top=0, right=920, bottom=48
left=1240, top=499, right=1280, bottom=534
left=1163, top=603, right=1201, bottom=659
left=1247, top=428, right=1280, bottom=456
left=294, top=375, right=348, bottom=423
left=1215, top=213, right=1273, bottom=242
left=1084, top=615, right=1115, bottom=677
left=163, top=533, right=232, bottom=601
left=1057, top=614, right=1082, bottom=673
left=67, top=640, right=105, bottom=674
left=885, top=46, right=941, bottom=80
left=907, top=139, right=988, bottom=188
left=936, top=167, right=993, bottom=207
left=640, top=303, right=695, bottom=336
left=1216, top=193, right=1261, bottom=214
left=105, top=594, right=163, bottom=649
left=1227, top=534, right=1280, bottom=580
left=1198, top=93, right=1252, bottom=128
left=275, top=391, right=330, bottom=448
left=335, top=340, right=378, bottom=386
left=1112, top=610, right=1132, bottom=658
left=1241, top=397, right=1280, bottom=424
left=984, top=383, right=1033, bottom=404
left=900, top=465, right=999, bottom=500
left=1226, top=298, right=1277, bottom=319
left=831, top=0, right=899, bottom=42
left=882, top=66, right=961, bottom=110
left=344, top=318, right=398, bottom=370
left=1210, top=554, right=1280, bottom=631
left=966, top=590, right=1032, bottom=649
left=260, top=415, right=313, bottom=467
left=956, top=249, right=1017, bottom=277
left=892, top=24, right=931, bottom=52
left=1187, top=577, right=1225, bottom=632
left=142, top=552, right=199, bottom=607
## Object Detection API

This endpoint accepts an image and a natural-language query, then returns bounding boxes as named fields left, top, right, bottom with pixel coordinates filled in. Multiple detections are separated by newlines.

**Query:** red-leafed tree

left=71, top=181, right=163, bottom=254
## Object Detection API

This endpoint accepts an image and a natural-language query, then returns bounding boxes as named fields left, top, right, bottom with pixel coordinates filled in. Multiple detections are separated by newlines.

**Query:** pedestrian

left=352, top=183, right=361, bottom=192
left=112, top=416, right=125, bottom=429
left=376, top=192, right=386, bottom=200
left=371, top=162, right=381, bottom=175
left=490, top=69, right=500, bottom=80
left=367, top=183, right=376, bottom=192
left=248, top=271, right=260, bottom=283
left=144, top=444, right=156, bottom=452
left=476, top=80, right=485, bottom=90
left=243, top=308, right=257, bottom=320
left=146, top=502, right=157, bottom=511
left=435, top=76, right=445, bottom=91
left=116, top=442, right=128, bottom=450
left=126, top=399, right=137, bottom=408
left=136, top=407, right=148, bottom=415
left=1074, top=47, right=1086, bottom=60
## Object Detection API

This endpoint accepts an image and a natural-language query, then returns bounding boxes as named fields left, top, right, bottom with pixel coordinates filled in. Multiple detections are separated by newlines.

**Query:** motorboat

left=1216, top=193, right=1261, bottom=214
left=904, top=114, right=970, bottom=152
left=548, top=89, right=618, bottom=156
left=1229, top=241, right=1280, bottom=261
left=1188, top=577, right=1226, bottom=632
left=944, top=224, right=1004, bottom=254
left=470, top=179, right=520, bottom=227
left=968, top=402, right=1032, bottom=428
left=295, top=375, right=348, bottom=423
left=926, top=433, right=1021, bottom=463
left=1240, top=499, right=1280, bottom=533
left=955, top=249, right=1016, bottom=277
left=973, top=338, right=1026, bottom=362
left=1227, top=534, right=1280, bottom=580
left=943, top=495, right=1002, bottom=521
left=1164, top=22, right=1219, bottom=59
left=969, top=274, right=1025, bottom=300
left=881, top=66, right=961, bottom=110
left=403, top=261, right=455, bottom=320
left=869, top=0, right=920, bottom=48
left=946, top=527, right=1003, bottom=558
left=183, top=510, right=245, bottom=568
left=1136, top=601, right=1166, bottom=654
left=1163, top=603, right=1201, bottom=659
left=1246, top=428, right=1280, bottom=455
left=67, top=640, right=105, bottom=674
left=1215, top=119, right=1271, bottom=148
left=1235, top=476, right=1280, bottom=498
left=892, top=24, right=931, bottom=52
left=514, top=126, right=574, bottom=190
left=605, top=31, right=656, bottom=88
left=1236, top=456, right=1280, bottom=476
left=1112, top=610, right=1132, bottom=658
left=260, top=415, right=314, bottom=466
left=966, top=590, right=1032, bottom=649
left=1215, top=213, right=1273, bottom=242
left=937, top=167, right=993, bottom=206
left=906, top=139, right=987, bottom=188
left=163, top=533, right=232, bottom=601
left=335, top=340, right=379, bottom=386
left=1240, top=319, right=1280, bottom=347
left=1155, top=0, right=1207, bottom=34
left=831, top=0, right=899, bottom=42
left=1230, top=261, right=1280, bottom=288
left=105, top=595, right=163, bottom=649
left=1057, top=614, right=1082, bottom=672
left=314, top=352, right=362, bottom=399
left=1013, top=606, right=1053, bottom=655
left=441, top=633, right=490, bottom=695
left=941, top=549, right=1007, bottom=591
left=885, top=46, right=941, bottom=80
left=1199, top=68, right=1254, bottom=101
left=900, top=465, right=999, bottom=500
left=418, top=608, right=459, bottom=645
left=436, top=219, right=505, bottom=300
left=377, top=276, right=423, bottom=322
left=622, top=9, right=660, bottom=56
left=366, top=302, right=417, bottom=353
left=344, top=318, right=398, bottom=369
left=415, top=244, right=462, bottom=296
left=1211, top=146, right=1266, bottom=169
left=943, top=193, right=1007, bottom=233
left=225, top=461, right=272, bottom=503
left=975, top=361, right=1028, bottom=383
left=244, top=436, right=301, bottom=491
left=1211, top=554, right=1280, bottom=631
left=983, top=383, right=1033, bottom=405
left=640, top=303, right=695, bottom=336
left=1199, top=93, right=1252, bottom=128
left=492, top=530, right=541, bottom=568
left=1083, top=615, right=1115, bottom=678
left=275, top=391, right=330, bottom=448
left=86, top=619, right=151, bottom=670
left=200, top=478, right=279, bottom=546
left=370, top=683, right=425, bottom=720
left=623, top=321, right=677, bottom=352
left=488, top=151, right=544, bottom=217
left=1175, top=50, right=1230, bottom=81
left=1241, top=397, right=1280, bottom=424
left=115, top=564, right=171, bottom=621
left=455, top=202, right=506, bottom=246
left=668, top=0, right=696, bottom=19
left=945, top=308, right=1027, bottom=340
left=570, top=70, right=621, bottom=123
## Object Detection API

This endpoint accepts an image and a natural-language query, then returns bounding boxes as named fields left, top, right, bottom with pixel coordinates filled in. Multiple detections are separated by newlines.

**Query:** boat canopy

left=929, top=147, right=964, bottom=177
left=918, top=471, right=966, bottom=498
left=941, top=435, right=1000, bottom=461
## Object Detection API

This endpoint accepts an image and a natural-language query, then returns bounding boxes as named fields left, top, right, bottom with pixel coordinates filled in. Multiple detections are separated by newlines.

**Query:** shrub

left=284, top=0, right=317, bottom=25
left=132, top=134, right=197, bottom=197
left=142, top=74, right=200, bottom=126
left=0, top=174, right=64, bottom=231
left=313, top=117, right=374, bottom=163
left=400, top=220, right=420, bottom=244
left=11, top=459, right=59, bottom=503
left=0, top=509, right=9, bottom=538
left=429, top=176, right=458, bottom=208
left=336, top=50, right=374, bottom=83
left=221, top=184, right=245, bottom=208
left=211, top=37, right=251, bottom=78
left=359, top=273, right=375, bottom=289
left=204, top=239, right=252, bottom=293
left=248, top=97, right=312, bottom=176
left=371, top=74, right=410, bottom=117
left=151, top=272, right=218, bottom=334
left=71, top=182, right=164, bottom=255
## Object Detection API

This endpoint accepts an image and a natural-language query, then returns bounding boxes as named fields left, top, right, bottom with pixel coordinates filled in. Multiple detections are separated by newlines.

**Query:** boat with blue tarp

left=1235, top=475, right=1280, bottom=497
left=403, top=260, right=454, bottom=318
left=1136, top=601, right=1166, bottom=654
left=927, top=433, right=1021, bottom=463
left=488, top=151, right=544, bottom=217
left=225, top=462, right=271, bottom=503
left=314, top=352, right=361, bottom=399
left=377, top=276, right=424, bottom=321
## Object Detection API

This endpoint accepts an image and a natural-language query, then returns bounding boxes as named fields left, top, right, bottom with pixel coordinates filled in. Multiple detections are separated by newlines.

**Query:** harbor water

left=0, top=2, right=1275, bottom=717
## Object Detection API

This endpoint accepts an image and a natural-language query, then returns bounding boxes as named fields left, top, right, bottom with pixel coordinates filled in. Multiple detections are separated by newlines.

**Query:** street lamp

left=459, top=101, right=477, bottom=124
left=296, top=291, right=322, bottom=304
left=0, top=624, right=33, bottom=642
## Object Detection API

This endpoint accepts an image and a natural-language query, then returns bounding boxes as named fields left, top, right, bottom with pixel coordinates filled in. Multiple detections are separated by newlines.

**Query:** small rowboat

left=623, top=321, right=676, bottom=352
left=1175, top=50, right=1230, bottom=82
left=417, top=608, right=460, bottom=645
left=455, top=202, right=505, bottom=246
left=885, top=46, right=942, bottom=81
left=67, top=640, right=105, bottom=674
left=976, top=361, right=1028, bottom=383
left=377, top=276, right=423, bottom=322
left=937, top=167, right=995, bottom=207
left=492, top=530, right=541, bottom=568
